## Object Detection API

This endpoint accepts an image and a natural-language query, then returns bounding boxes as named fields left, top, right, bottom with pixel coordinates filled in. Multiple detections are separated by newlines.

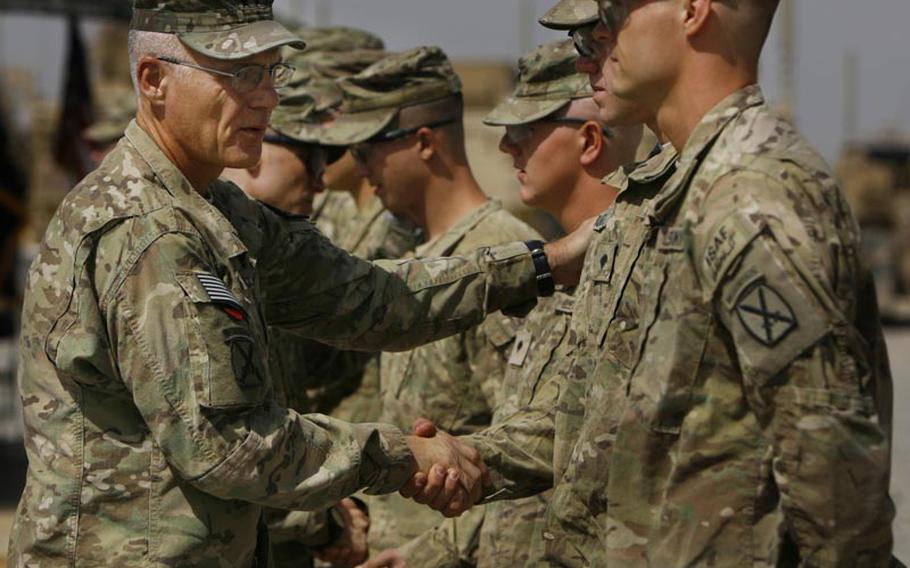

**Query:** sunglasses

left=504, top=117, right=613, bottom=145
left=351, top=117, right=458, bottom=163
left=156, top=56, right=295, bottom=94
left=571, top=24, right=601, bottom=59
left=596, top=0, right=631, bottom=36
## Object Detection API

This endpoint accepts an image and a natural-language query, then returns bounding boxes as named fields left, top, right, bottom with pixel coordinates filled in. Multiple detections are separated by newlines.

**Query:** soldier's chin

left=222, top=145, right=262, bottom=170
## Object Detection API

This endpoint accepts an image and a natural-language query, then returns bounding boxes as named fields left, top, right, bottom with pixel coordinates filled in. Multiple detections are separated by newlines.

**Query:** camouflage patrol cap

left=484, top=40, right=592, bottom=127
left=539, top=0, right=598, bottom=30
left=84, top=87, right=138, bottom=145
left=268, top=80, right=344, bottom=145
left=318, top=46, right=463, bottom=146
left=291, top=26, right=384, bottom=54
left=131, top=0, right=305, bottom=61
left=287, top=48, right=387, bottom=90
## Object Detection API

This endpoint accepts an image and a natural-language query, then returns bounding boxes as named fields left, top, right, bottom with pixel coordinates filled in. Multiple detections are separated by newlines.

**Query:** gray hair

left=127, top=30, right=191, bottom=94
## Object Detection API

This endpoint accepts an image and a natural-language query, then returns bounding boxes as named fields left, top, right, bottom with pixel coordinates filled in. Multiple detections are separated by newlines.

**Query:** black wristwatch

left=525, top=240, right=555, bottom=297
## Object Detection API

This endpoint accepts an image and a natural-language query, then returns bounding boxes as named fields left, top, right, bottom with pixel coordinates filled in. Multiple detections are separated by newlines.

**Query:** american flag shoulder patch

left=196, top=272, right=245, bottom=312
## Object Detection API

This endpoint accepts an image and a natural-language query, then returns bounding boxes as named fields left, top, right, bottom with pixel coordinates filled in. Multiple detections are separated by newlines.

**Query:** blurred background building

left=0, top=1, right=908, bottom=565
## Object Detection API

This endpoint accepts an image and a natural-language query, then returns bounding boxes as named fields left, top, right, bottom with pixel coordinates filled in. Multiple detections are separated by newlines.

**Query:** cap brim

left=308, top=108, right=398, bottom=146
left=179, top=20, right=306, bottom=61
left=483, top=96, right=570, bottom=127
left=538, top=3, right=599, bottom=30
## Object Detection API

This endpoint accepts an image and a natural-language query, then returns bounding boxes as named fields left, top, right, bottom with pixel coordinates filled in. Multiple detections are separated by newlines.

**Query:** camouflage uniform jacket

left=475, top=287, right=575, bottom=568
left=465, top=145, right=679, bottom=567
left=9, top=122, right=540, bottom=567
left=266, top=194, right=419, bottom=567
left=369, top=200, right=541, bottom=566
left=286, top=191, right=421, bottom=423
left=544, top=86, right=894, bottom=567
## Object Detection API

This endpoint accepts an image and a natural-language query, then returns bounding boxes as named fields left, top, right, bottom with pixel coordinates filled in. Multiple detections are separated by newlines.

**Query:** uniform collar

left=415, top=199, right=501, bottom=257
left=602, top=143, right=678, bottom=195
left=643, top=85, right=765, bottom=226
left=124, top=120, right=248, bottom=260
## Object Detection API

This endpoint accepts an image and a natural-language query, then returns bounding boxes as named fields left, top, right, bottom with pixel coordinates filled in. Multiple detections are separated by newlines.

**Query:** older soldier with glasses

left=8, top=1, right=596, bottom=566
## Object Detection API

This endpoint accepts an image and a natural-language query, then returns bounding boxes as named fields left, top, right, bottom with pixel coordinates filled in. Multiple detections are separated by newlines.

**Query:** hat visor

left=179, top=20, right=306, bottom=61
left=538, top=2, right=598, bottom=30
left=483, top=96, right=570, bottom=127
left=310, top=108, right=398, bottom=147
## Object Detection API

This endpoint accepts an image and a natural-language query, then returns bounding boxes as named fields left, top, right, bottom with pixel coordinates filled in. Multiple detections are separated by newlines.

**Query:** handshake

left=400, top=418, right=488, bottom=517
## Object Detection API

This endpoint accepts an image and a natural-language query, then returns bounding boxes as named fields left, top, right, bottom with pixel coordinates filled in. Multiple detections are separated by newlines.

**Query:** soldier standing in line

left=402, top=8, right=677, bottom=564
left=472, top=38, right=642, bottom=568
left=316, top=46, right=542, bottom=568
left=8, top=1, right=596, bottom=565
left=419, top=1, right=895, bottom=565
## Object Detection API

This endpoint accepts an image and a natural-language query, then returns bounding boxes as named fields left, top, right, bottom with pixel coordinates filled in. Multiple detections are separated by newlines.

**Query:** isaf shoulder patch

left=734, top=279, right=797, bottom=347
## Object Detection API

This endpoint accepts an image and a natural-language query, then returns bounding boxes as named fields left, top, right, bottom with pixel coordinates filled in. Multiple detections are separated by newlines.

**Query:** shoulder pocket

left=175, top=272, right=269, bottom=409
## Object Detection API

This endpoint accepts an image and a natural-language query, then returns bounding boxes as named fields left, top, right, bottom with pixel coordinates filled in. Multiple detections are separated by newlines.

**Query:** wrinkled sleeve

left=396, top=507, right=486, bottom=568
left=104, top=230, right=416, bottom=511
left=256, top=208, right=538, bottom=352
left=695, top=171, right=894, bottom=566
left=464, top=343, right=572, bottom=501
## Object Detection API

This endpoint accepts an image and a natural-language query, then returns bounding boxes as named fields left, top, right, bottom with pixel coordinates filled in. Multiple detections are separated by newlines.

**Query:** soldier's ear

left=416, top=127, right=437, bottom=161
left=683, top=0, right=712, bottom=38
left=579, top=122, right=604, bottom=168
left=137, top=56, right=166, bottom=103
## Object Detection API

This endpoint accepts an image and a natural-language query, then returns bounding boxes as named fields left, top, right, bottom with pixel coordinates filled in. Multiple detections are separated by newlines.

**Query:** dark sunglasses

left=263, top=133, right=347, bottom=165
left=504, top=117, right=613, bottom=145
left=351, top=117, right=458, bottom=163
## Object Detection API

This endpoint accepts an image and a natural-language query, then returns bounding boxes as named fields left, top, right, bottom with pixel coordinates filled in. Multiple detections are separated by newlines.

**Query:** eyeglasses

left=156, top=56, right=295, bottom=94
left=264, top=133, right=346, bottom=165
left=504, top=117, right=614, bottom=145
left=351, top=117, right=458, bottom=163
left=571, top=24, right=601, bottom=59
left=596, top=0, right=630, bottom=36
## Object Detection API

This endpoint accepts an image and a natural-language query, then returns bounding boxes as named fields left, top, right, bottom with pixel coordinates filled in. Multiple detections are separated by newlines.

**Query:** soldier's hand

left=544, top=216, right=596, bottom=286
left=355, top=548, right=408, bottom=568
left=400, top=418, right=487, bottom=517
left=315, top=498, right=370, bottom=567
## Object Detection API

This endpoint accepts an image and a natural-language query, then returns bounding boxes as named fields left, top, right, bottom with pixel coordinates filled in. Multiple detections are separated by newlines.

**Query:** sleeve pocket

left=175, top=272, right=269, bottom=409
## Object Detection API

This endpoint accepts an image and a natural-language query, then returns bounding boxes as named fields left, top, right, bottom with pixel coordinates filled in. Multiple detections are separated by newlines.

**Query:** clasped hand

left=400, top=418, right=487, bottom=517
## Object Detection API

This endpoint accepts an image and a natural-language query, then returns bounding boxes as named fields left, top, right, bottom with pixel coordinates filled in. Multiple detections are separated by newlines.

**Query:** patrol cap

left=130, top=0, right=306, bottom=61
left=539, top=0, right=598, bottom=30
left=319, top=46, right=463, bottom=146
left=268, top=80, right=345, bottom=145
left=84, top=87, right=138, bottom=145
left=288, top=48, right=388, bottom=87
left=484, top=40, right=592, bottom=127
left=291, top=26, right=384, bottom=54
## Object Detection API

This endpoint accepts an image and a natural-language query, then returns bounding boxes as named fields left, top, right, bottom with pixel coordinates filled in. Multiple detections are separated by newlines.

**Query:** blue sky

left=1, top=0, right=909, bottom=162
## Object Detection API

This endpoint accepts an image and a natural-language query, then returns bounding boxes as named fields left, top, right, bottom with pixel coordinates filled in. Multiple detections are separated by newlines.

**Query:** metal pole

left=519, top=0, right=534, bottom=56
left=314, top=0, right=331, bottom=27
left=843, top=51, right=857, bottom=144
left=777, top=0, right=796, bottom=122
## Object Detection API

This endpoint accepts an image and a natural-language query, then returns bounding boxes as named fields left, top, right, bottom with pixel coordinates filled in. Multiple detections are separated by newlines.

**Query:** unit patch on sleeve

left=734, top=279, right=798, bottom=347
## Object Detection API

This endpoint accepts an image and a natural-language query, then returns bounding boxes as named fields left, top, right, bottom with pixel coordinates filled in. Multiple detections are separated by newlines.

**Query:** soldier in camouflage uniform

left=8, top=2, right=594, bottom=566
left=450, top=1, right=895, bottom=565
left=473, top=38, right=642, bottom=568
left=315, top=46, right=541, bottom=567
left=83, top=85, right=138, bottom=165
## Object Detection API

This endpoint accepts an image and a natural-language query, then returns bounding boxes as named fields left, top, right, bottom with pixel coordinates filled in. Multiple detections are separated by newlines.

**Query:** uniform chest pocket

left=176, top=272, right=269, bottom=409
left=628, top=231, right=710, bottom=435
left=583, top=229, right=620, bottom=339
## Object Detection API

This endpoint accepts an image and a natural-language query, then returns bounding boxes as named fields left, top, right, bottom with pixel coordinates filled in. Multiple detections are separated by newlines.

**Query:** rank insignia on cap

left=197, top=273, right=246, bottom=320
left=734, top=280, right=797, bottom=347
